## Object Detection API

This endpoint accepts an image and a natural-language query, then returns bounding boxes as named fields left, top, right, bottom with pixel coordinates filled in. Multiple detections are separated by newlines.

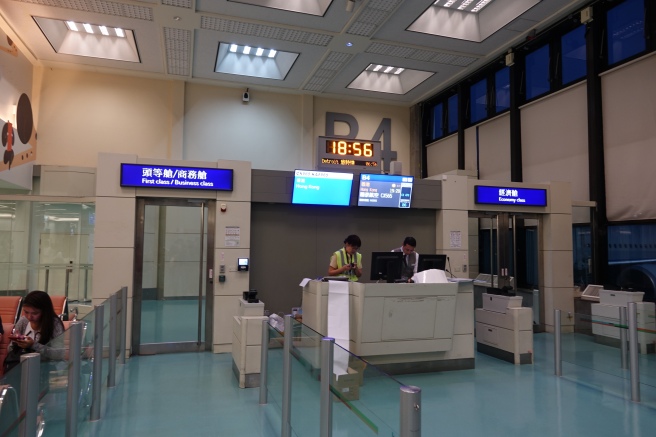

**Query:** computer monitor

left=417, top=254, right=447, bottom=272
left=370, top=251, right=404, bottom=283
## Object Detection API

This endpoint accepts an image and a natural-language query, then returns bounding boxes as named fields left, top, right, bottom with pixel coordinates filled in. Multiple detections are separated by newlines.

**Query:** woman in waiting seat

left=4, top=291, right=65, bottom=373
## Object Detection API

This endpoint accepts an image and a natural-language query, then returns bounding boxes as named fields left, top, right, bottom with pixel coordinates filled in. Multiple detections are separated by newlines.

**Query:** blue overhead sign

left=120, top=163, right=233, bottom=191
left=475, top=185, right=547, bottom=207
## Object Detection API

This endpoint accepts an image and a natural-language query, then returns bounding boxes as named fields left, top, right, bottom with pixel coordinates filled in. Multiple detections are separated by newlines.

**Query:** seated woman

left=4, top=290, right=65, bottom=373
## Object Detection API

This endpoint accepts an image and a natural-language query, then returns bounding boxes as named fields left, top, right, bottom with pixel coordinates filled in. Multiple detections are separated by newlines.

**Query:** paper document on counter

left=327, top=280, right=350, bottom=375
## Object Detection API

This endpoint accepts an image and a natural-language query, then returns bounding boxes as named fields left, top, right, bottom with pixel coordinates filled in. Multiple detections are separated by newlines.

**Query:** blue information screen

left=475, top=186, right=547, bottom=207
left=358, top=173, right=413, bottom=208
left=120, top=163, right=233, bottom=191
left=292, top=170, right=354, bottom=206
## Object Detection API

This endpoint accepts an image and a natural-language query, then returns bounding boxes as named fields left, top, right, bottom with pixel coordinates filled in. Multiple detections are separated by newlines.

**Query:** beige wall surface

left=314, top=97, right=411, bottom=173
left=30, top=70, right=412, bottom=174
left=36, top=69, right=183, bottom=167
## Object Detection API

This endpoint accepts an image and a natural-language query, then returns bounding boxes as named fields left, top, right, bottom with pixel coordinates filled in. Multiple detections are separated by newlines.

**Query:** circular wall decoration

left=17, top=93, right=34, bottom=144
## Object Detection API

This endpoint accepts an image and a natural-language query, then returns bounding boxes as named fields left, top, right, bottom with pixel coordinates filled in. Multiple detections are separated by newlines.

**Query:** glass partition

left=265, top=322, right=284, bottom=412
left=560, top=311, right=656, bottom=407
left=289, top=318, right=321, bottom=436
left=262, top=318, right=411, bottom=436
left=331, top=343, right=400, bottom=437
left=0, top=200, right=95, bottom=303
left=1, top=287, right=125, bottom=436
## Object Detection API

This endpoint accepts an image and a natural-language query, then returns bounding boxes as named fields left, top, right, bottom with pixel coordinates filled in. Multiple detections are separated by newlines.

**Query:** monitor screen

left=291, top=170, right=354, bottom=206
left=417, top=254, right=447, bottom=272
left=357, top=173, right=413, bottom=208
left=370, top=251, right=404, bottom=282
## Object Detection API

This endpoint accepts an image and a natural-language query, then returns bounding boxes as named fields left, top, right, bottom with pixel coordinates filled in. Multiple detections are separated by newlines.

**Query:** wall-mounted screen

left=357, top=173, right=413, bottom=208
left=291, top=170, right=354, bottom=206
left=475, top=186, right=547, bottom=207
left=120, top=163, right=233, bottom=191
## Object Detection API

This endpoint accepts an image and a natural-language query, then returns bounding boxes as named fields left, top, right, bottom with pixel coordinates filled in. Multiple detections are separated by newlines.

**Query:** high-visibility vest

left=334, top=248, right=362, bottom=281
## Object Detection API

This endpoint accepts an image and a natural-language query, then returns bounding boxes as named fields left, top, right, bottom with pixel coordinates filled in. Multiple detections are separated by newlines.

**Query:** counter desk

left=301, top=279, right=474, bottom=374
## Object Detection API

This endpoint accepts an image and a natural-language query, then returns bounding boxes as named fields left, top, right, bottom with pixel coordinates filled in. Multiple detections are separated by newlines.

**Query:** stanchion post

left=320, top=337, right=335, bottom=437
left=554, top=309, right=562, bottom=376
left=19, top=353, right=41, bottom=437
left=259, top=319, right=270, bottom=405
left=400, top=385, right=421, bottom=437
left=627, top=302, right=640, bottom=402
left=119, top=286, right=127, bottom=365
left=90, top=304, right=104, bottom=421
left=619, top=306, right=628, bottom=370
left=66, top=321, right=83, bottom=437
left=108, top=293, right=117, bottom=388
left=281, top=315, right=293, bottom=437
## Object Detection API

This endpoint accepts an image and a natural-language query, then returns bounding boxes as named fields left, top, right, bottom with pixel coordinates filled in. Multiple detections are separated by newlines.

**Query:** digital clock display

left=317, top=136, right=382, bottom=171
left=325, top=140, right=374, bottom=157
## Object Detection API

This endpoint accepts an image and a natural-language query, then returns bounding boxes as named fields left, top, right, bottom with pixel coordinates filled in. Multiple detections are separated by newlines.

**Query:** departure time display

left=317, top=136, right=381, bottom=170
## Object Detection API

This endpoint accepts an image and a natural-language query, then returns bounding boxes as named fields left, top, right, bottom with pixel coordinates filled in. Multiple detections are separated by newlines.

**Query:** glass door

left=132, top=198, right=215, bottom=354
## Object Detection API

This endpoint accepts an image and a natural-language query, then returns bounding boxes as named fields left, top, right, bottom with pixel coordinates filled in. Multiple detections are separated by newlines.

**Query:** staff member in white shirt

left=392, top=236, right=418, bottom=282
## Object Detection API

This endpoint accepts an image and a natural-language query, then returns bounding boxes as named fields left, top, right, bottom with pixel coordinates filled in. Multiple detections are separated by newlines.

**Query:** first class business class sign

left=120, top=163, right=233, bottom=191
left=475, top=185, right=547, bottom=207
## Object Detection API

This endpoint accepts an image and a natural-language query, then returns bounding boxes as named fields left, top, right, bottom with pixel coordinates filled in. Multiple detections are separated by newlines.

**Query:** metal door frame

left=132, top=198, right=215, bottom=355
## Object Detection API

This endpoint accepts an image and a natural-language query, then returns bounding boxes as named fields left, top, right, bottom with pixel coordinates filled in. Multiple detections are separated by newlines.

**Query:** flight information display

left=292, top=170, right=354, bottom=206
left=357, top=173, right=413, bottom=208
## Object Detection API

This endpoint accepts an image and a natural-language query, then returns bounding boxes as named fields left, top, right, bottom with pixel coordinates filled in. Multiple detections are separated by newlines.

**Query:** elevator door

left=132, top=198, right=215, bottom=355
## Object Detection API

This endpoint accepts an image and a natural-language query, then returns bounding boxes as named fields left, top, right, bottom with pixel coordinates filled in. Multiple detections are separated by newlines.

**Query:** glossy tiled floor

left=91, top=333, right=656, bottom=437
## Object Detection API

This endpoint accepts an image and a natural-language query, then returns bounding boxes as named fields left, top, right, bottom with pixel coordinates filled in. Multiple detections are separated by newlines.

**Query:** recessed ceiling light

left=346, top=42, right=353, bottom=47
left=394, top=68, right=405, bottom=75
left=255, top=48, right=264, bottom=56
left=384, top=66, right=394, bottom=73
left=115, top=28, right=125, bottom=38
left=373, top=65, right=382, bottom=72
left=83, top=23, right=93, bottom=34
left=66, top=21, right=78, bottom=31
left=243, top=46, right=251, bottom=55
left=230, top=44, right=238, bottom=53
left=268, top=49, right=276, bottom=58
left=99, top=26, right=109, bottom=36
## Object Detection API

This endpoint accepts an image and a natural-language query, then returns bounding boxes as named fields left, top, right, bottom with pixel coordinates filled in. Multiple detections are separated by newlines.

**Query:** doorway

left=132, top=198, right=215, bottom=354
left=471, top=212, right=542, bottom=329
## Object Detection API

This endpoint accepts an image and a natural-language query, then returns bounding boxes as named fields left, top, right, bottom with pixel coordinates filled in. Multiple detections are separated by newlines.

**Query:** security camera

left=242, top=88, right=250, bottom=102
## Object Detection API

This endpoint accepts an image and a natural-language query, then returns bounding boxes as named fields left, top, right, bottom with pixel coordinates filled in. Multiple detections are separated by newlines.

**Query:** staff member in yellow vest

left=328, top=234, right=362, bottom=281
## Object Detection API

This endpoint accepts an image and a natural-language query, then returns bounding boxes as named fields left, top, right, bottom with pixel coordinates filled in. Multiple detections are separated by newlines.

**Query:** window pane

left=561, top=25, right=587, bottom=85
left=432, top=103, right=443, bottom=140
left=469, top=78, right=487, bottom=123
left=495, top=67, right=510, bottom=112
left=447, top=94, right=458, bottom=133
left=525, top=44, right=550, bottom=100
left=607, top=0, right=646, bottom=65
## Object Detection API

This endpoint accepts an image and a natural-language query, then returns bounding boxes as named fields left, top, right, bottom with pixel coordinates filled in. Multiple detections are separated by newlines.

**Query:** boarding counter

left=301, top=279, right=475, bottom=374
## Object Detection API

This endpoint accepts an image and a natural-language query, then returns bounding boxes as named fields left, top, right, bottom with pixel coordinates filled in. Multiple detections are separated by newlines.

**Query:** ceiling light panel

left=33, top=17, right=139, bottom=62
left=349, top=65, right=434, bottom=95
left=215, top=42, right=296, bottom=80
left=433, top=0, right=494, bottom=13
